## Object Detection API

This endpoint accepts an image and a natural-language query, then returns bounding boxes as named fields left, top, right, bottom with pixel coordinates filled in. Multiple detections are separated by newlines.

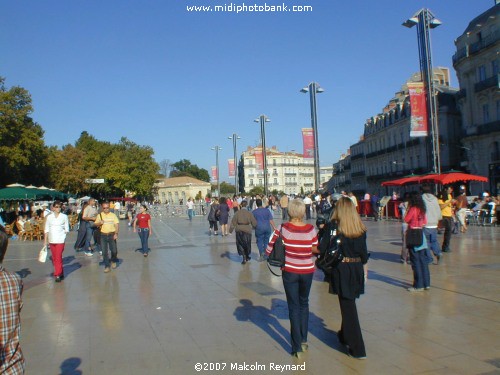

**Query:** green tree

left=248, top=186, right=265, bottom=196
left=0, top=77, right=50, bottom=185
left=46, top=145, right=87, bottom=194
left=171, top=159, right=210, bottom=182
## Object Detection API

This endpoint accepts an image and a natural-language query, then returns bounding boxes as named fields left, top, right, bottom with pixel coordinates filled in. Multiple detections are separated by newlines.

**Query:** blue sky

left=0, top=0, right=494, bottom=182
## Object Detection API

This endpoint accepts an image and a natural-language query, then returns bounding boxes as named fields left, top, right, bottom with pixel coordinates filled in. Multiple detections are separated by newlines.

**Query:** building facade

left=241, top=146, right=316, bottom=195
left=154, top=176, right=211, bottom=204
left=453, top=2, right=500, bottom=195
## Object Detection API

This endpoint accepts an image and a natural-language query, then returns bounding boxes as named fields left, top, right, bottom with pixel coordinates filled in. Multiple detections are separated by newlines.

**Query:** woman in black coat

left=328, top=197, right=369, bottom=360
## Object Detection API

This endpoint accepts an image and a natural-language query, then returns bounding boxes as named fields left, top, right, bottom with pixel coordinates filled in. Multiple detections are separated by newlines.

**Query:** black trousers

left=338, top=296, right=366, bottom=357
left=236, top=231, right=252, bottom=259
left=441, top=216, right=452, bottom=251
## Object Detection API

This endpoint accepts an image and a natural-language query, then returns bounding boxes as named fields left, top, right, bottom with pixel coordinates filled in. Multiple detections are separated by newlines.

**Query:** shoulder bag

left=267, top=226, right=286, bottom=276
left=406, top=228, right=423, bottom=247
left=315, top=227, right=343, bottom=274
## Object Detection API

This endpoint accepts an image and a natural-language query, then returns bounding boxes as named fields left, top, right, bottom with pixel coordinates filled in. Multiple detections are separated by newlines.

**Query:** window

left=477, top=65, right=486, bottom=82
left=492, top=60, right=499, bottom=76
left=496, top=100, right=500, bottom=120
left=483, top=104, right=490, bottom=123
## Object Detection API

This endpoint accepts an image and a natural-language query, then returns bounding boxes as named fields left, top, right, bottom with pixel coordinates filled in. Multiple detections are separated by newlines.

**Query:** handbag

left=414, top=232, right=428, bottom=252
left=38, top=245, right=48, bottom=263
left=406, top=228, right=424, bottom=247
left=315, top=228, right=343, bottom=274
left=267, top=226, right=286, bottom=276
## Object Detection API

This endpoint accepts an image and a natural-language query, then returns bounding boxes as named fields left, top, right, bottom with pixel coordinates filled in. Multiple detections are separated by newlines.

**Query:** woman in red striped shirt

left=266, top=198, right=319, bottom=358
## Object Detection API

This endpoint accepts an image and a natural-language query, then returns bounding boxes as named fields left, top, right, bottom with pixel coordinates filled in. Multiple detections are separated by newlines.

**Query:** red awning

left=419, top=172, right=488, bottom=185
left=381, top=175, right=423, bottom=186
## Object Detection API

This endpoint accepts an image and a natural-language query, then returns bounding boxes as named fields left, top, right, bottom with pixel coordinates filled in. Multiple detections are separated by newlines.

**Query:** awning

left=381, top=172, right=488, bottom=187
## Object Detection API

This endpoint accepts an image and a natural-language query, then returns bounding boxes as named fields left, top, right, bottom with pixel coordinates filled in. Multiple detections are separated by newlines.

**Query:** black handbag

left=315, top=227, right=343, bottom=274
left=406, top=228, right=424, bottom=247
left=267, top=226, right=286, bottom=276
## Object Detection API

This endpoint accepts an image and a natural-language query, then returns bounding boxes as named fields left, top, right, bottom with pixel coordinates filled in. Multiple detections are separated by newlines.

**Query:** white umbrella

left=6, top=183, right=25, bottom=187
left=25, top=185, right=38, bottom=188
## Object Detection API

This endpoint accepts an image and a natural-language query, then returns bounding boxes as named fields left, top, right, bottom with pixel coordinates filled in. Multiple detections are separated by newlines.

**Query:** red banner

left=408, top=82, right=428, bottom=137
left=302, top=128, right=314, bottom=158
left=211, top=166, right=218, bottom=182
left=228, top=159, right=235, bottom=177
left=255, top=148, right=264, bottom=170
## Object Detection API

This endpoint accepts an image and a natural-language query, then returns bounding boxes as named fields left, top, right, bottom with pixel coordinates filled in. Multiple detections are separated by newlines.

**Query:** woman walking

left=329, top=197, right=369, bottom=359
left=218, top=197, right=230, bottom=236
left=229, top=201, right=257, bottom=264
left=405, top=191, right=429, bottom=292
left=207, top=198, right=220, bottom=236
left=44, top=201, right=70, bottom=282
left=265, top=198, right=319, bottom=358
left=252, top=198, right=275, bottom=261
left=133, top=204, right=152, bottom=257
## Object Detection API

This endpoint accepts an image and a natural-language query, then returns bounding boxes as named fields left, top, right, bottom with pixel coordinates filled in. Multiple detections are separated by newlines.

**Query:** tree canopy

left=0, top=77, right=50, bottom=185
left=171, top=159, right=210, bottom=182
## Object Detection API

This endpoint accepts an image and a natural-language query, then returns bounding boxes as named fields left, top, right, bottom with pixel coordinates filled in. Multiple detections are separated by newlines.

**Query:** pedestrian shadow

left=368, top=270, right=411, bottom=288
left=369, top=251, right=402, bottom=264
left=234, top=299, right=289, bottom=352
left=59, top=357, right=82, bottom=375
left=63, top=256, right=76, bottom=265
left=308, top=310, right=342, bottom=351
left=15, top=268, right=32, bottom=279
left=220, top=251, right=241, bottom=263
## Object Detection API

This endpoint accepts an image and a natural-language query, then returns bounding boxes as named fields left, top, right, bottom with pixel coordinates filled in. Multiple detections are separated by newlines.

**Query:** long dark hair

left=408, top=191, right=426, bottom=213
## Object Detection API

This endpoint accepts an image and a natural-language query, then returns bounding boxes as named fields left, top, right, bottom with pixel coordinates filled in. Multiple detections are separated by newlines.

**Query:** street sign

left=85, top=179, right=105, bottom=184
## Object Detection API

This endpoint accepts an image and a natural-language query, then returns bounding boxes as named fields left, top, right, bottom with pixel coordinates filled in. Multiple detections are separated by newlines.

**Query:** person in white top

left=44, top=201, right=69, bottom=282
left=186, top=198, right=195, bottom=221
left=114, top=201, right=121, bottom=213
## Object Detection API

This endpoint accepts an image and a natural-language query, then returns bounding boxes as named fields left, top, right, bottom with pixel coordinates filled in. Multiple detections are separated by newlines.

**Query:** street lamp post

left=301, top=82, right=324, bottom=191
left=228, top=133, right=241, bottom=195
left=253, top=115, right=271, bottom=196
left=211, top=146, right=222, bottom=197
left=403, top=8, right=442, bottom=175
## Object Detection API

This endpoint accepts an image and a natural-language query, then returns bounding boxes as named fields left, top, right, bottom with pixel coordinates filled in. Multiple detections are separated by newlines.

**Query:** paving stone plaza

left=4, top=214, right=500, bottom=374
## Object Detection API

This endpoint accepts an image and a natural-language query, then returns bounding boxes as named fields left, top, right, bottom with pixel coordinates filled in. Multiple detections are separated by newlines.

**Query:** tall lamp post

left=301, top=82, right=324, bottom=191
left=253, top=115, right=271, bottom=196
left=403, top=9, right=442, bottom=175
left=228, top=133, right=241, bottom=195
left=211, top=146, right=222, bottom=197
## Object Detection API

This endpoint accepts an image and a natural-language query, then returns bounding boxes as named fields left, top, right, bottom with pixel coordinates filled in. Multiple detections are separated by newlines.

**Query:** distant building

left=154, top=176, right=211, bottom=204
left=241, top=146, right=317, bottom=195
left=453, top=2, right=500, bottom=194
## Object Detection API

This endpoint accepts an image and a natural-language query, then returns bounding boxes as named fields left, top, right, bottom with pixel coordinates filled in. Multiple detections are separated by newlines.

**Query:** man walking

left=82, top=198, right=99, bottom=257
left=280, top=194, right=289, bottom=221
left=422, top=184, right=443, bottom=264
left=94, top=202, right=120, bottom=273
left=438, top=186, right=454, bottom=253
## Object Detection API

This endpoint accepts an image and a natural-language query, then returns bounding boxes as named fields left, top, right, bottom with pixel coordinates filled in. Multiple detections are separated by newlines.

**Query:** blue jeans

left=85, top=222, right=94, bottom=252
left=282, top=208, right=288, bottom=221
left=255, top=227, right=271, bottom=256
left=137, top=228, right=149, bottom=254
left=423, top=227, right=441, bottom=262
left=282, top=271, right=313, bottom=353
left=188, top=209, right=194, bottom=221
left=100, top=233, right=118, bottom=268
left=409, top=248, right=430, bottom=289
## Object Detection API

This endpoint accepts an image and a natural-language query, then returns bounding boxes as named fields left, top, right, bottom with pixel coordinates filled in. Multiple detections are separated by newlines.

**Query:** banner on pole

left=255, top=148, right=264, bottom=170
left=228, top=160, right=235, bottom=177
left=211, top=166, right=218, bottom=182
left=302, top=128, right=314, bottom=158
left=408, top=82, right=428, bottom=137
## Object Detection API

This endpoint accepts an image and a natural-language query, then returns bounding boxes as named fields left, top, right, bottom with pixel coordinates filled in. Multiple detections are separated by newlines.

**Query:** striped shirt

left=265, top=222, right=318, bottom=274
left=0, top=266, right=25, bottom=374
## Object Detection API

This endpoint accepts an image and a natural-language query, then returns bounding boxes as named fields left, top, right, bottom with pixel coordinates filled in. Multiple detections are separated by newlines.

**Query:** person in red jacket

left=266, top=199, right=319, bottom=358
left=133, top=205, right=152, bottom=257
left=404, top=191, right=429, bottom=292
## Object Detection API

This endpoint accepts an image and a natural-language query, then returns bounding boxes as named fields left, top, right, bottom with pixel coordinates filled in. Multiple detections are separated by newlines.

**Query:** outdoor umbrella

left=0, top=187, right=40, bottom=200
left=381, top=175, right=423, bottom=187
left=419, top=172, right=488, bottom=185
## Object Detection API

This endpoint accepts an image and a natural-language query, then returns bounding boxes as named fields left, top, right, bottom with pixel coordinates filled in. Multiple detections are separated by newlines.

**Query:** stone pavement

left=3, top=213, right=500, bottom=375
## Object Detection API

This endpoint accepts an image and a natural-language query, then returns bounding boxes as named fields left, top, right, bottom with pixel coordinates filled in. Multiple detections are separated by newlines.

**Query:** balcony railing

left=475, top=74, right=499, bottom=93
left=453, top=29, right=500, bottom=65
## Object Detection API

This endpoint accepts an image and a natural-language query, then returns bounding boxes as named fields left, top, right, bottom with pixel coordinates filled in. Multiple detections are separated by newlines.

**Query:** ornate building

left=453, top=1, right=500, bottom=194
left=241, top=146, right=315, bottom=195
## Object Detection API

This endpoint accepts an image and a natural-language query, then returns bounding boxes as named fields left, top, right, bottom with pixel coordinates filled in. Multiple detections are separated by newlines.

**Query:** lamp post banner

left=211, top=166, right=218, bottom=182
left=228, top=159, right=235, bottom=177
left=302, top=128, right=314, bottom=158
left=255, top=149, right=264, bottom=170
left=408, top=82, right=428, bottom=137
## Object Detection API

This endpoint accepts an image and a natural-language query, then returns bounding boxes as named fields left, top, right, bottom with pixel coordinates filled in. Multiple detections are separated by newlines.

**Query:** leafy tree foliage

left=211, top=181, right=236, bottom=195
left=46, top=145, right=87, bottom=194
left=171, top=159, right=210, bottom=182
left=0, top=77, right=50, bottom=185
